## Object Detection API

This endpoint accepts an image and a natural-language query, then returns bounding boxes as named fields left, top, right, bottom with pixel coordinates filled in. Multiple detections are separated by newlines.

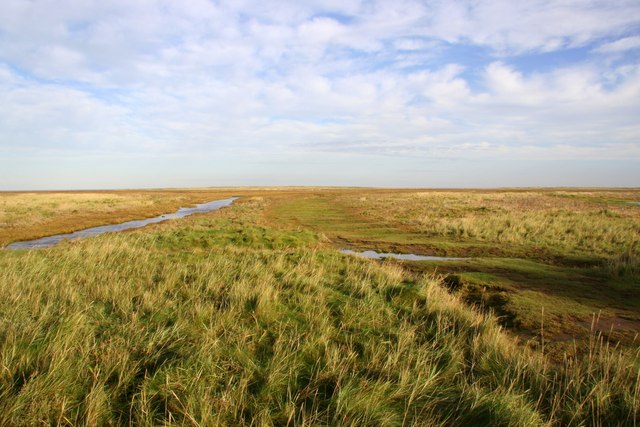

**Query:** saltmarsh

left=336, top=190, right=640, bottom=260
left=0, top=194, right=638, bottom=425
left=268, top=189, right=640, bottom=354
left=0, top=189, right=238, bottom=248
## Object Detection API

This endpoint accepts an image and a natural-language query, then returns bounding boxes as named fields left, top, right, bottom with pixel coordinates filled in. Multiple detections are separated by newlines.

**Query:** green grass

left=0, top=195, right=639, bottom=425
left=268, top=195, right=504, bottom=257
left=336, top=190, right=640, bottom=260
left=268, top=191, right=640, bottom=352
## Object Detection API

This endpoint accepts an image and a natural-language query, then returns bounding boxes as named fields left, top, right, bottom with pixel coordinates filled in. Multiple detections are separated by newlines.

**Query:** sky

left=0, top=0, right=639, bottom=190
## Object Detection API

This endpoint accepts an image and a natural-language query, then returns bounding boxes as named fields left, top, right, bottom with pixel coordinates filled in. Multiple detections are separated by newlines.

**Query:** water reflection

left=5, top=197, right=238, bottom=250
left=341, top=249, right=466, bottom=261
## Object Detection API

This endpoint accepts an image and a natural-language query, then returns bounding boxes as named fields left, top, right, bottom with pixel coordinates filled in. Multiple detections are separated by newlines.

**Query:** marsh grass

left=0, top=196, right=638, bottom=425
left=0, top=190, right=239, bottom=247
left=340, top=190, right=640, bottom=262
left=267, top=190, right=640, bottom=351
left=608, top=248, right=640, bottom=279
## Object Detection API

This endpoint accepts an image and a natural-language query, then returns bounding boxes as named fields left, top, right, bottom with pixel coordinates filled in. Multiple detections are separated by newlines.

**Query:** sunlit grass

left=0, top=189, right=239, bottom=247
left=0, top=195, right=638, bottom=425
left=340, top=190, right=640, bottom=260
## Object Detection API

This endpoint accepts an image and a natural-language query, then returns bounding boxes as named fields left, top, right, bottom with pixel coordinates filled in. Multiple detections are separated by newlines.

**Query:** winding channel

left=5, top=197, right=238, bottom=250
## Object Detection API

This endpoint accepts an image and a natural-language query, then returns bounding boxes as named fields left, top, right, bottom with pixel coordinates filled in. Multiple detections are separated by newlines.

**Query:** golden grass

left=0, top=189, right=242, bottom=247
left=0, top=187, right=375, bottom=248
left=262, top=188, right=640, bottom=356
left=339, top=190, right=640, bottom=259
left=0, top=195, right=638, bottom=425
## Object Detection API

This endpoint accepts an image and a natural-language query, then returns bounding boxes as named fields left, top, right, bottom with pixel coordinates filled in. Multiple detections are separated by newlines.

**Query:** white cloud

left=423, top=0, right=640, bottom=53
left=0, top=0, right=638, bottom=188
left=595, top=36, right=640, bottom=54
left=393, top=38, right=438, bottom=51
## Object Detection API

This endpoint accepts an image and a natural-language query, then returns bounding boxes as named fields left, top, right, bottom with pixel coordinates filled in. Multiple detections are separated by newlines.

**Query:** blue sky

left=1, top=0, right=639, bottom=190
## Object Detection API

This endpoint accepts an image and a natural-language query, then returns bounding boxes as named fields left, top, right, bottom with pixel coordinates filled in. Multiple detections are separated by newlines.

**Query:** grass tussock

left=0, top=197, right=638, bottom=425
left=607, top=248, right=640, bottom=279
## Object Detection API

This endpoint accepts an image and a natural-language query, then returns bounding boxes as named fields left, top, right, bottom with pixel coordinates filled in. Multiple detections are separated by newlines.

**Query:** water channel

left=5, top=197, right=238, bottom=250
left=340, top=249, right=466, bottom=261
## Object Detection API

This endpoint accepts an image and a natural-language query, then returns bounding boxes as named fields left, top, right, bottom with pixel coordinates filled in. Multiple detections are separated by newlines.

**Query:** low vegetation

left=0, top=189, right=238, bottom=247
left=338, top=190, right=640, bottom=261
left=0, top=190, right=638, bottom=425
left=268, top=189, right=640, bottom=354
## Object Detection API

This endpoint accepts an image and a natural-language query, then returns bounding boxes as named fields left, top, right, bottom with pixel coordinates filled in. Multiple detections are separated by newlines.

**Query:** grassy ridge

left=0, top=196, right=638, bottom=425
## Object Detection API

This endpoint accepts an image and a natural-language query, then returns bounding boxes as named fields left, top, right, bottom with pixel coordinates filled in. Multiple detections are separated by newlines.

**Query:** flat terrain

left=0, top=189, right=240, bottom=247
left=0, top=188, right=638, bottom=425
left=265, top=189, right=640, bottom=357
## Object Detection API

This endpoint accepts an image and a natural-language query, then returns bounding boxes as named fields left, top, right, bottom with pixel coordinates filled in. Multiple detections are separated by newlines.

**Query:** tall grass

left=344, top=191, right=640, bottom=261
left=608, top=248, right=640, bottom=279
left=0, top=198, right=637, bottom=425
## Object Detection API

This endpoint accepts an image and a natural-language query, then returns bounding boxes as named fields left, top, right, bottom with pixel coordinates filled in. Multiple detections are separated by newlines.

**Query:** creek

left=5, top=197, right=238, bottom=250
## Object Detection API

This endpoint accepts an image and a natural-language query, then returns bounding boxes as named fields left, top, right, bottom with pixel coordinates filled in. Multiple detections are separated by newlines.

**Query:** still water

left=5, top=197, right=238, bottom=250
left=341, top=249, right=466, bottom=261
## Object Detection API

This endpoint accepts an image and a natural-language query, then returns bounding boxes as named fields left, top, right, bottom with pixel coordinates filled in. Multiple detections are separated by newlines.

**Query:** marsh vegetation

left=0, top=188, right=638, bottom=425
left=268, top=189, right=640, bottom=356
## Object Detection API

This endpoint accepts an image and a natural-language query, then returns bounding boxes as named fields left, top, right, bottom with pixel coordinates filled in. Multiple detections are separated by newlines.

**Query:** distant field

left=0, top=187, right=358, bottom=247
left=0, top=188, right=638, bottom=425
left=0, top=189, right=242, bottom=247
